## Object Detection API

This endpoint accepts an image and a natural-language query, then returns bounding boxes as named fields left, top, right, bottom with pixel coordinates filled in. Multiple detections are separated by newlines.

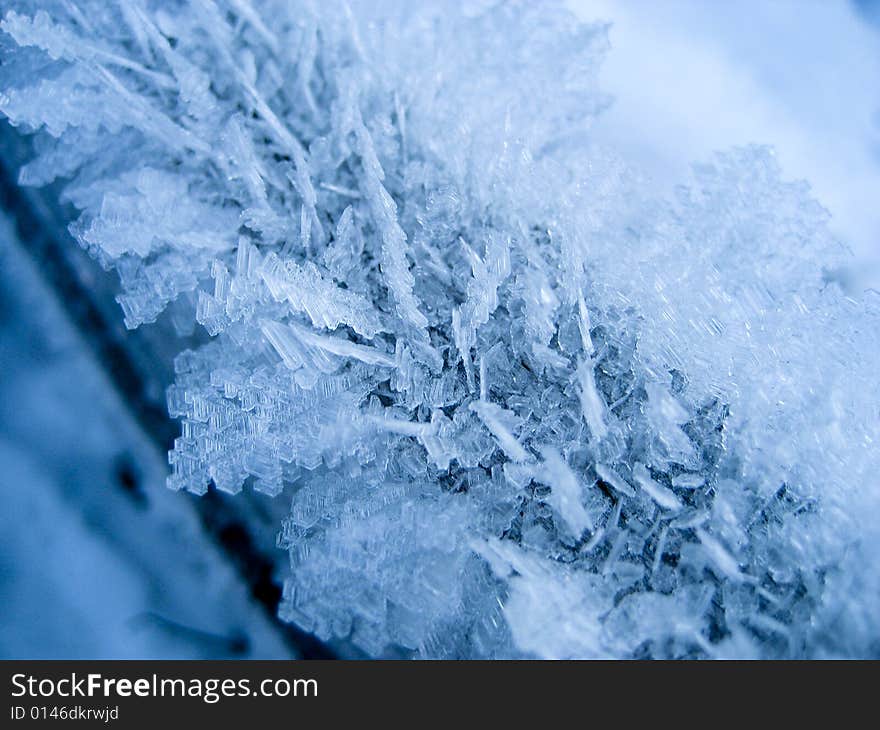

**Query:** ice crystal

left=2, top=0, right=879, bottom=658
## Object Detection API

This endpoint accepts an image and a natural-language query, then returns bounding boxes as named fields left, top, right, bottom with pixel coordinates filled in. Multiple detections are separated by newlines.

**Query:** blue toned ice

left=1, top=0, right=879, bottom=658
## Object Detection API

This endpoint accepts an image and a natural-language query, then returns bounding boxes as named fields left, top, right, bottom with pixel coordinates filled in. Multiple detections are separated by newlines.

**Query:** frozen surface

left=1, top=0, right=879, bottom=658
left=0, top=213, right=290, bottom=658
left=575, top=0, right=880, bottom=291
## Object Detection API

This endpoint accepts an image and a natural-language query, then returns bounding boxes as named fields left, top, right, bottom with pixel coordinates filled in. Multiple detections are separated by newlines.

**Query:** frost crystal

left=3, top=0, right=879, bottom=658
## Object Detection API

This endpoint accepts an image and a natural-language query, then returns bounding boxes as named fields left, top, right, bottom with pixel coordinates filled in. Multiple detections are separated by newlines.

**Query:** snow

left=1, top=0, right=879, bottom=658
left=0, top=213, right=290, bottom=658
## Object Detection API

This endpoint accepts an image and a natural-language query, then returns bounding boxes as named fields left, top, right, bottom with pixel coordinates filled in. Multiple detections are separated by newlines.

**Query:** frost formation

left=2, top=0, right=879, bottom=658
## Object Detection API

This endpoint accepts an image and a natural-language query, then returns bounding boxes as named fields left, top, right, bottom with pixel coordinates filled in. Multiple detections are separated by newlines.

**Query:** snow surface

left=1, top=0, right=879, bottom=658
left=0, top=212, right=290, bottom=658
left=574, top=0, right=880, bottom=290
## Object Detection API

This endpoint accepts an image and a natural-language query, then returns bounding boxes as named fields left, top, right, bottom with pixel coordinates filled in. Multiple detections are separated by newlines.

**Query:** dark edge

left=0, top=123, right=337, bottom=660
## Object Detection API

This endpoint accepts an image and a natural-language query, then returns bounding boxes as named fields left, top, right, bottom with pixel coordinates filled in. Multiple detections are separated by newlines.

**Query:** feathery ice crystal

left=2, top=0, right=879, bottom=658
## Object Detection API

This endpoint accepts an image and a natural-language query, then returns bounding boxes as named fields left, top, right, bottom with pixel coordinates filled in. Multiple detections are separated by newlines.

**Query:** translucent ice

left=2, top=0, right=879, bottom=658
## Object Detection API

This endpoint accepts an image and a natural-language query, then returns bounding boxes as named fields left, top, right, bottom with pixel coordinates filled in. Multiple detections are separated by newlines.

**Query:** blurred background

left=575, top=0, right=880, bottom=289
left=2, top=0, right=879, bottom=658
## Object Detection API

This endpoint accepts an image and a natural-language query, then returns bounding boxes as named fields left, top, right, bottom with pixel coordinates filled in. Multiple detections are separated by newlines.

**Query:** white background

left=573, top=0, right=880, bottom=289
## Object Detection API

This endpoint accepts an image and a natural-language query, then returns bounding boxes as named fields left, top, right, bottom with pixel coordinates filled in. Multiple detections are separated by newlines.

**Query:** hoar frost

left=2, top=0, right=879, bottom=658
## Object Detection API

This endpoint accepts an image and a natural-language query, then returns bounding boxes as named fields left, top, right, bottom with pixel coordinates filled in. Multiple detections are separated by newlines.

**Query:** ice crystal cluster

left=2, top=0, right=879, bottom=658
